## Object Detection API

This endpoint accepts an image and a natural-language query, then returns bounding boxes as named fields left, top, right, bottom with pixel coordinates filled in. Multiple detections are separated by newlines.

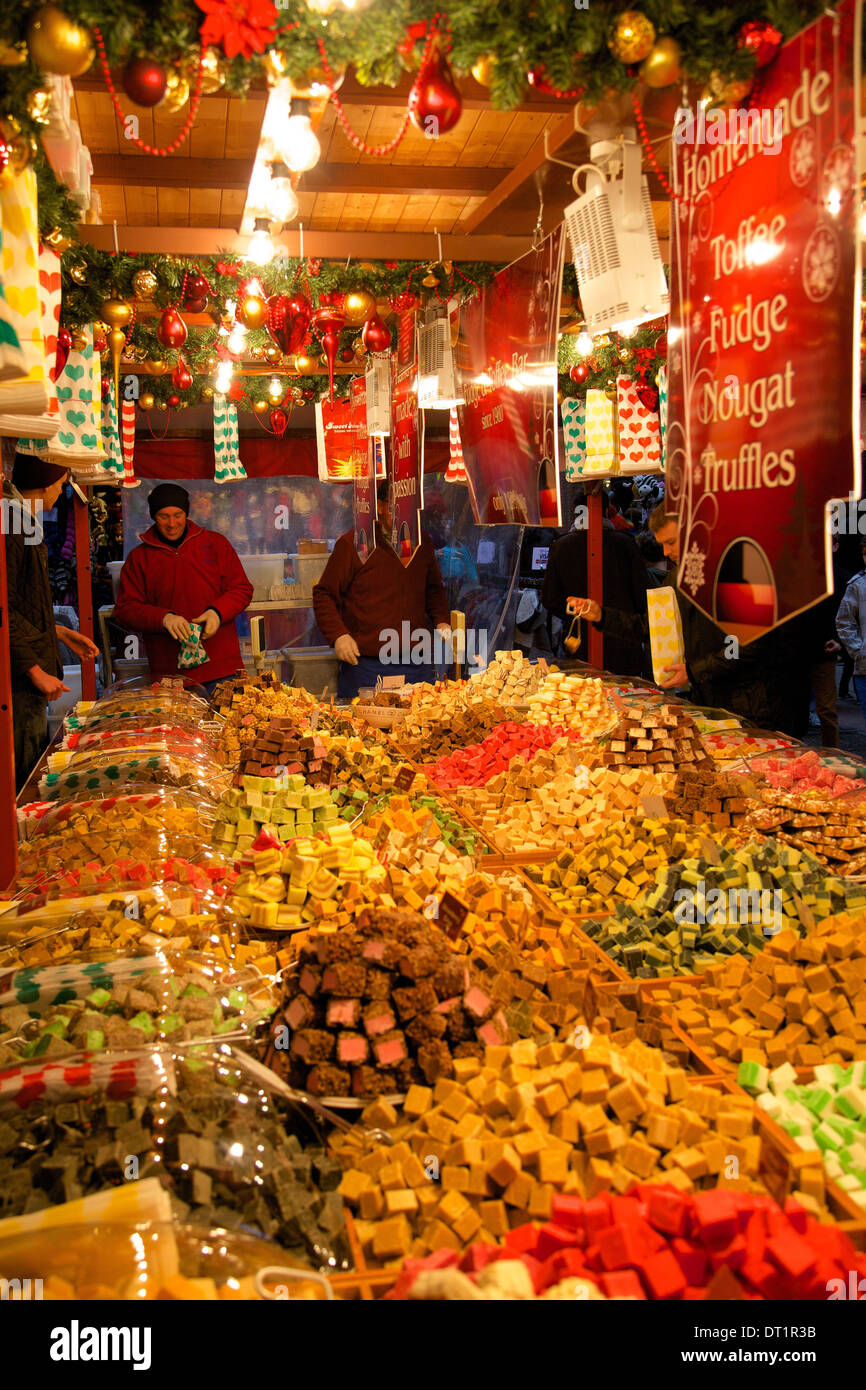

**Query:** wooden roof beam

left=90, top=155, right=504, bottom=197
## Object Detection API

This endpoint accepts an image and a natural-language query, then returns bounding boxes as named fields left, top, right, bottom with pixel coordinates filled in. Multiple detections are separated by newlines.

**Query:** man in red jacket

left=313, top=480, right=451, bottom=699
left=114, top=483, right=253, bottom=693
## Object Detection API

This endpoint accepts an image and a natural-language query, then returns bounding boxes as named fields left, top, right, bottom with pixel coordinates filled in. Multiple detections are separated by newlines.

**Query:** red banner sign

left=389, top=310, right=423, bottom=564
left=315, top=395, right=355, bottom=483
left=455, top=229, right=564, bottom=526
left=351, top=377, right=376, bottom=562
left=667, top=1, right=861, bottom=643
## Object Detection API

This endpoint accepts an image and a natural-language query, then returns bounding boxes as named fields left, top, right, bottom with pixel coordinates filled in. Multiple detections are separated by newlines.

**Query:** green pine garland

left=1, top=2, right=832, bottom=241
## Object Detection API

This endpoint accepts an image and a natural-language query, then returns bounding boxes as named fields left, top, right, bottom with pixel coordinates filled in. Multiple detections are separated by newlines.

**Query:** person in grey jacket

left=835, top=540, right=866, bottom=727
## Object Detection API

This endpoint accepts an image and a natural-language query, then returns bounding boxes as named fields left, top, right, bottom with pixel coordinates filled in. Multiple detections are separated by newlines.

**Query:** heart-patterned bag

left=213, top=393, right=246, bottom=483
left=647, top=585, right=686, bottom=686
left=560, top=398, right=586, bottom=480
left=617, top=375, right=661, bottom=476
left=0, top=168, right=53, bottom=433
left=43, top=325, right=107, bottom=469
left=657, top=364, right=668, bottom=468
left=584, top=389, right=619, bottom=477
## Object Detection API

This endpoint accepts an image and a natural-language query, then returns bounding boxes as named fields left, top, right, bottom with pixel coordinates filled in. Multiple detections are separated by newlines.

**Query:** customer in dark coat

left=4, top=453, right=99, bottom=789
left=541, top=493, right=649, bottom=676
left=567, top=502, right=804, bottom=732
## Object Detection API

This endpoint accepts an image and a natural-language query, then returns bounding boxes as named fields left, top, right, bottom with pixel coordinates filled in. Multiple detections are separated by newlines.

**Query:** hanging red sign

left=389, top=309, right=423, bottom=565
left=455, top=229, right=564, bottom=526
left=667, top=1, right=861, bottom=644
left=315, top=395, right=355, bottom=483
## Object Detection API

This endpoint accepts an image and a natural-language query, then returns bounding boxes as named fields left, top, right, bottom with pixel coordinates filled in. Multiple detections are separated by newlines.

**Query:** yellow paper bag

left=583, top=388, right=619, bottom=476
left=647, top=585, right=685, bottom=686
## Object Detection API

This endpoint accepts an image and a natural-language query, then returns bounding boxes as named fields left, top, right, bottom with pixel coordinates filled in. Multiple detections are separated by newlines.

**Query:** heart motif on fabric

left=66, top=364, right=84, bottom=381
left=56, top=385, right=73, bottom=402
left=68, top=409, right=85, bottom=426
left=58, top=430, right=75, bottom=447
left=81, top=433, right=98, bottom=448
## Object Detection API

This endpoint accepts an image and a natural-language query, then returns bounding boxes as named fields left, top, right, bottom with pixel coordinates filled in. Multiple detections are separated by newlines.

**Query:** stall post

left=0, top=521, right=18, bottom=888
left=587, top=489, right=604, bottom=668
left=73, top=486, right=97, bottom=701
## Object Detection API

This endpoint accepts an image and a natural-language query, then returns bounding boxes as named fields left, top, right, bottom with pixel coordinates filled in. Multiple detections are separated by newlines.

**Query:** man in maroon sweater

left=114, top=483, right=253, bottom=694
left=313, top=480, right=451, bottom=699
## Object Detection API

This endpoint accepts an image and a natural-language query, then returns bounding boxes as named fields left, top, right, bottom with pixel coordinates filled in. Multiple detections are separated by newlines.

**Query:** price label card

left=437, top=890, right=469, bottom=940
left=394, top=765, right=416, bottom=792
left=382, top=675, right=406, bottom=690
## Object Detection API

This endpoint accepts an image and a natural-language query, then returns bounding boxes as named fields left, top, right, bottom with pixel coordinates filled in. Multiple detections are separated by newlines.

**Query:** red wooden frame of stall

left=0, top=458, right=610, bottom=891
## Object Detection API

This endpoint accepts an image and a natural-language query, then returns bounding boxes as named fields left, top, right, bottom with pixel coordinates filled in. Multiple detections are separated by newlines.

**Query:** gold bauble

left=254, top=399, right=269, bottom=412
left=27, top=5, right=94, bottom=78
left=618, top=347, right=633, bottom=363
left=352, top=336, right=366, bottom=357
left=288, top=58, right=345, bottom=99
left=101, top=298, right=132, bottom=330
left=43, top=226, right=73, bottom=254
left=639, top=36, right=682, bottom=88
left=608, top=10, right=655, bottom=64
left=0, top=117, right=37, bottom=186
left=293, top=352, right=318, bottom=374
left=0, top=41, right=27, bottom=65
left=27, top=87, right=52, bottom=124
left=239, top=293, right=267, bottom=330
left=146, top=356, right=166, bottom=375
left=132, top=268, right=158, bottom=300
left=705, top=71, right=752, bottom=108
left=70, top=328, right=87, bottom=351
left=422, top=271, right=438, bottom=288
left=205, top=354, right=217, bottom=370
left=161, top=71, right=189, bottom=113
left=196, top=46, right=226, bottom=94
left=343, top=289, right=376, bottom=326
left=155, top=400, right=168, bottom=412
left=471, top=54, right=496, bottom=87
left=139, top=392, right=155, bottom=410
left=200, top=384, right=214, bottom=401
left=265, top=345, right=280, bottom=363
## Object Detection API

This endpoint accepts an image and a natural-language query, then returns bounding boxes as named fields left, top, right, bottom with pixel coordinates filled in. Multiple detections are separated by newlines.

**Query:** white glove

left=334, top=633, right=360, bottom=665
left=163, top=612, right=191, bottom=641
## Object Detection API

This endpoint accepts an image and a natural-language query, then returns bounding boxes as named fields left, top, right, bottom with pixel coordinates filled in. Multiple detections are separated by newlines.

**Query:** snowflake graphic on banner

left=693, top=461, right=704, bottom=488
left=682, top=543, right=706, bottom=595
left=789, top=127, right=816, bottom=186
left=803, top=226, right=839, bottom=302
left=691, top=309, right=703, bottom=334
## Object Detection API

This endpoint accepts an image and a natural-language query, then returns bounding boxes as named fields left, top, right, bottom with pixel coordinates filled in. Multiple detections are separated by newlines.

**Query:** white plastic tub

left=285, top=646, right=339, bottom=698
left=238, top=554, right=286, bottom=600
left=290, top=553, right=329, bottom=589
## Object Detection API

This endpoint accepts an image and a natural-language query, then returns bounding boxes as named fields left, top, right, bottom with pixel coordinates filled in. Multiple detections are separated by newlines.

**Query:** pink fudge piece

left=373, top=1031, right=407, bottom=1067
left=327, top=997, right=360, bottom=1028
left=463, top=986, right=492, bottom=1021
left=337, top=1033, right=369, bottom=1065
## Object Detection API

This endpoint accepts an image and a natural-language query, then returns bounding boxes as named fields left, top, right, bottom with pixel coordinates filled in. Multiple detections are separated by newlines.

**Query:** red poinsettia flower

left=195, top=0, right=278, bottom=61
left=385, top=260, right=398, bottom=270
left=228, top=380, right=246, bottom=402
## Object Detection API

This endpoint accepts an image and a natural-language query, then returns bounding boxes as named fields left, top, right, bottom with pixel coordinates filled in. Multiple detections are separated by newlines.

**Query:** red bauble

left=183, top=296, right=208, bottom=314
left=362, top=312, right=391, bottom=354
left=92, top=326, right=107, bottom=353
left=408, top=40, right=462, bottom=137
left=339, top=347, right=355, bottom=363
left=266, top=292, right=310, bottom=357
left=302, top=388, right=315, bottom=401
left=527, top=65, right=555, bottom=94
left=390, top=291, right=418, bottom=314
left=171, top=359, right=193, bottom=391
left=636, top=385, right=659, bottom=413
left=122, top=56, right=168, bottom=107
left=157, top=306, right=187, bottom=350
left=101, top=377, right=110, bottom=400
left=183, top=271, right=210, bottom=306
left=655, top=332, right=667, bottom=358
left=53, top=326, right=71, bottom=382
left=569, top=362, right=589, bottom=384
left=737, top=20, right=783, bottom=69
left=167, top=393, right=180, bottom=407
left=270, top=406, right=288, bottom=436
left=313, top=304, right=346, bottom=404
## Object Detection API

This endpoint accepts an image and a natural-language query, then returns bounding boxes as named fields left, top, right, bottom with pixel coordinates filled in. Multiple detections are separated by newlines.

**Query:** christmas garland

left=1, top=2, right=831, bottom=241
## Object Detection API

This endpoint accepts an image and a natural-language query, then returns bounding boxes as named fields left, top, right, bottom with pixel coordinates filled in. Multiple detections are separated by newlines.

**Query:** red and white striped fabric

left=446, top=406, right=467, bottom=483
left=120, top=397, right=138, bottom=486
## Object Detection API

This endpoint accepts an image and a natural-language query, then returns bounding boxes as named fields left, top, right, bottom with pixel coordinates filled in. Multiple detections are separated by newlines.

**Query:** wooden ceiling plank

left=422, top=110, right=480, bottom=167
left=300, top=163, right=500, bottom=196
left=456, top=110, right=514, bottom=167
left=364, top=192, right=407, bottom=230
left=337, top=192, right=379, bottom=232
left=189, top=189, right=223, bottom=227
left=325, top=103, right=375, bottom=164
left=91, top=154, right=251, bottom=188
left=157, top=186, right=190, bottom=227
left=189, top=96, right=229, bottom=160
left=460, top=108, right=578, bottom=234
left=121, top=185, right=158, bottom=223
left=224, top=95, right=267, bottom=158
left=80, top=225, right=533, bottom=258
left=72, top=90, right=120, bottom=154
left=310, top=191, right=348, bottom=231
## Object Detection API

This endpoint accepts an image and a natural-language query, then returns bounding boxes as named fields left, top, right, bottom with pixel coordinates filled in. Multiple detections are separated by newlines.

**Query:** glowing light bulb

left=266, top=161, right=299, bottom=224
left=269, top=376, right=283, bottom=401
left=227, top=327, right=246, bottom=355
left=576, top=331, right=593, bottom=356
left=281, top=99, right=321, bottom=174
left=247, top=218, right=275, bottom=264
left=827, top=186, right=841, bottom=217
left=215, top=361, right=233, bottom=393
